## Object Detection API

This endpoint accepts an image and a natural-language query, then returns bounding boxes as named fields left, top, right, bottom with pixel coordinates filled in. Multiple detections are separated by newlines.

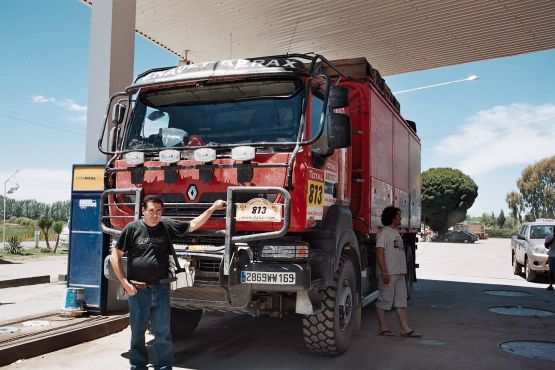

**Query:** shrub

left=486, top=228, right=518, bottom=238
left=5, top=235, right=23, bottom=255
left=13, top=217, right=35, bottom=226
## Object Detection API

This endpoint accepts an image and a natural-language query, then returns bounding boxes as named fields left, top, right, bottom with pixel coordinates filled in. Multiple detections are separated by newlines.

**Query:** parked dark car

left=441, top=231, right=478, bottom=243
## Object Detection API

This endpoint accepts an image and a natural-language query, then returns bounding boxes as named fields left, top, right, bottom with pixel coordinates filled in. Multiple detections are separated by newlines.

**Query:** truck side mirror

left=328, top=112, right=351, bottom=149
left=517, top=234, right=526, bottom=240
left=328, top=86, right=349, bottom=109
left=111, top=103, right=126, bottom=125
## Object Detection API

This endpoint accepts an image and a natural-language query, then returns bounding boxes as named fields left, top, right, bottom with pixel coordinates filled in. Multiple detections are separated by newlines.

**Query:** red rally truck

left=99, top=53, right=421, bottom=355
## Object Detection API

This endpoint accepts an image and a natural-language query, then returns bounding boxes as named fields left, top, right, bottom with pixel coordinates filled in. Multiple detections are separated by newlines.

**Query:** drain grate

left=0, top=327, right=19, bottom=334
left=430, top=304, right=451, bottom=309
left=419, top=339, right=447, bottom=346
left=483, top=290, right=532, bottom=297
left=489, top=306, right=555, bottom=317
left=500, top=341, right=555, bottom=362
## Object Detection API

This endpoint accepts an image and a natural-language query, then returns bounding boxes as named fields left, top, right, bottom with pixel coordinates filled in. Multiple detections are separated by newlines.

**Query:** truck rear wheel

left=302, top=254, right=356, bottom=356
left=170, top=307, right=202, bottom=340
left=405, top=246, right=415, bottom=299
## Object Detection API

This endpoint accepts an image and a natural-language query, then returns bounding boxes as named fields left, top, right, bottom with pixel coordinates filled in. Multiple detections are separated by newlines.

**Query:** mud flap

left=296, top=289, right=322, bottom=315
left=353, top=295, right=362, bottom=331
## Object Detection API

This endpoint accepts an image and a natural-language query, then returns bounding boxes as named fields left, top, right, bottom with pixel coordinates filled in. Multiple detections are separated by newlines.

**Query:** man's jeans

left=128, top=283, right=173, bottom=370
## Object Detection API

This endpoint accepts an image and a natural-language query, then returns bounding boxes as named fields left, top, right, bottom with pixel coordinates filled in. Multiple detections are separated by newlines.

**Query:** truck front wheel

left=524, top=256, right=537, bottom=282
left=302, top=254, right=357, bottom=355
left=170, top=307, right=202, bottom=340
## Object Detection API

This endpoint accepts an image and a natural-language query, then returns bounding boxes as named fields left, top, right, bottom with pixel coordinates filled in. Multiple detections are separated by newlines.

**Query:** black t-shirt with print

left=115, top=218, right=190, bottom=284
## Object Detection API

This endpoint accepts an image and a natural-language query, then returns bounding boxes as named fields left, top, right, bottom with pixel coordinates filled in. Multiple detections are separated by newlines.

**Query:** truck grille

left=198, top=259, right=221, bottom=273
left=163, top=203, right=226, bottom=219
left=174, top=235, right=225, bottom=246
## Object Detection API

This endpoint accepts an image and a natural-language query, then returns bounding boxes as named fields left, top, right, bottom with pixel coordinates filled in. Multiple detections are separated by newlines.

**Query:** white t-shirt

left=376, top=226, right=407, bottom=275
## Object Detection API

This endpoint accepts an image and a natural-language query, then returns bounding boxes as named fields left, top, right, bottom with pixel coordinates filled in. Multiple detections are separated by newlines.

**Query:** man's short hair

left=142, top=194, right=164, bottom=208
left=381, top=206, right=400, bottom=226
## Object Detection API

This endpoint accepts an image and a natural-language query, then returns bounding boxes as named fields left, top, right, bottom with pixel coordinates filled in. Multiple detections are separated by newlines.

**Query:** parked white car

left=511, top=220, right=555, bottom=282
left=59, top=226, right=70, bottom=249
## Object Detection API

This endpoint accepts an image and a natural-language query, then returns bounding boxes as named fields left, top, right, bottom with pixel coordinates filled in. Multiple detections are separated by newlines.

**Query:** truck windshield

left=529, top=225, right=554, bottom=239
left=124, top=79, right=304, bottom=150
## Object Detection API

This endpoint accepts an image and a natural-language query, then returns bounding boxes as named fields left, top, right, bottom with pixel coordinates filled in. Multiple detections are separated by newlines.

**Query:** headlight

left=125, top=151, right=144, bottom=165
left=159, top=149, right=180, bottom=164
left=194, top=148, right=216, bottom=162
left=259, top=245, right=309, bottom=259
left=533, top=245, right=547, bottom=254
left=231, top=146, right=256, bottom=161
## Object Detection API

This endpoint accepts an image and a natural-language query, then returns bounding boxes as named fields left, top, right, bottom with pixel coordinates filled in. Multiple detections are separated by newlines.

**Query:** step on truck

left=98, top=53, right=421, bottom=355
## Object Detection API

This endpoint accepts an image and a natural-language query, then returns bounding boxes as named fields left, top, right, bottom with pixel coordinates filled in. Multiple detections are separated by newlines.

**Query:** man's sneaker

left=547, top=285, right=554, bottom=291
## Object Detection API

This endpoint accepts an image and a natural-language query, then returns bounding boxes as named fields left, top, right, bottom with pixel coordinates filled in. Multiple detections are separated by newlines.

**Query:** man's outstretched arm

left=189, top=199, right=226, bottom=232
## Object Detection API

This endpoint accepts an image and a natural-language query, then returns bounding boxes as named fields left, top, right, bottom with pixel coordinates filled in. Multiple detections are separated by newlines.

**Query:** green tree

left=505, top=191, right=523, bottom=222
left=497, top=210, right=506, bottom=228
left=421, top=168, right=478, bottom=235
left=516, top=156, right=555, bottom=218
left=37, top=216, right=54, bottom=249
left=52, top=221, right=64, bottom=253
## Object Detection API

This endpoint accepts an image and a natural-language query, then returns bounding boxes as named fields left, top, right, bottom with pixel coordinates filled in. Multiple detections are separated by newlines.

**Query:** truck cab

left=98, top=54, right=420, bottom=355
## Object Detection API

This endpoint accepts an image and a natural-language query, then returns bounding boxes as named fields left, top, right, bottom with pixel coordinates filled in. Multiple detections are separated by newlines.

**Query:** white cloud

left=30, top=95, right=87, bottom=118
left=435, top=103, right=555, bottom=175
left=0, top=169, right=71, bottom=203
left=31, top=95, right=52, bottom=103
left=57, top=99, right=87, bottom=113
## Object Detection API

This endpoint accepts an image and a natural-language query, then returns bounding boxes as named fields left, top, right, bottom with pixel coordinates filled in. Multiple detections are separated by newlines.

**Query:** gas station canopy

left=83, top=0, right=555, bottom=75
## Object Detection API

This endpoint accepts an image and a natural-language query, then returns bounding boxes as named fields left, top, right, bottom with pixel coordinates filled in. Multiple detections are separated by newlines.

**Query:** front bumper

left=170, top=259, right=311, bottom=314
left=527, top=252, right=549, bottom=272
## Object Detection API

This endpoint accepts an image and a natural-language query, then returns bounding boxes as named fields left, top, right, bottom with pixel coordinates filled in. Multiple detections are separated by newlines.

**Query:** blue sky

left=1, top=1, right=554, bottom=217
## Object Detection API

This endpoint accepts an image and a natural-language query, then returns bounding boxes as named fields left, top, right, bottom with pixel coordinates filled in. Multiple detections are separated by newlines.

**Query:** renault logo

left=187, top=185, right=198, bottom=201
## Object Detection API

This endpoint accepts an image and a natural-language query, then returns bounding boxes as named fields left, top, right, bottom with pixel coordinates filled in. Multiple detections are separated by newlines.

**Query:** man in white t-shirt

left=375, top=206, right=421, bottom=338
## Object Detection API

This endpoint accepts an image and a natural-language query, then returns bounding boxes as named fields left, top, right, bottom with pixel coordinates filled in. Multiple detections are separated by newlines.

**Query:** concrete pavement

left=0, top=255, right=67, bottom=282
left=2, top=238, right=554, bottom=369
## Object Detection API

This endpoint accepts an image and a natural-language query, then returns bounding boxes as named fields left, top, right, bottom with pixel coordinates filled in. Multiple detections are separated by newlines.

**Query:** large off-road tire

left=512, top=253, right=522, bottom=276
left=524, top=257, right=537, bottom=282
left=302, top=254, right=357, bottom=356
left=170, top=307, right=203, bottom=340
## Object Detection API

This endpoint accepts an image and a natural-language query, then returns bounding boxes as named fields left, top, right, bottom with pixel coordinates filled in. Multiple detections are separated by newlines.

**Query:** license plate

left=235, top=198, right=282, bottom=222
left=241, top=271, right=296, bottom=285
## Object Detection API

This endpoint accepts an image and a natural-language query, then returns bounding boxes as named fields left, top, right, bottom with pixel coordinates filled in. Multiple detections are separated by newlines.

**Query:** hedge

left=486, top=228, right=518, bottom=238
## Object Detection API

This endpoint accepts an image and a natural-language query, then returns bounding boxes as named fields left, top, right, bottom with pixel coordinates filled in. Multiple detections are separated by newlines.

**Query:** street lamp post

left=3, top=169, right=19, bottom=248
left=393, top=75, right=479, bottom=95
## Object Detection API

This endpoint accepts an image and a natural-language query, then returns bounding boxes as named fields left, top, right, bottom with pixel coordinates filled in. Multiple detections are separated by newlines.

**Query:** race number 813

left=307, top=180, right=324, bottom=207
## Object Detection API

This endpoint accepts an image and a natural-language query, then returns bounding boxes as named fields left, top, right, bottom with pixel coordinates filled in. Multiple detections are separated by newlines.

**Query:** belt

left=130, top=280, right=156, bottom=289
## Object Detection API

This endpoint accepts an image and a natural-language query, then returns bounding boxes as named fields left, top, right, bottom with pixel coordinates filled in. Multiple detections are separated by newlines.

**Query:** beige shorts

left=376, top=273, right=408, bottom=310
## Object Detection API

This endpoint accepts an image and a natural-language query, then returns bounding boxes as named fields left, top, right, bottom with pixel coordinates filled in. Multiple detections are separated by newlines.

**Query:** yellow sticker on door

left=307, top=181, right=324, bottom=207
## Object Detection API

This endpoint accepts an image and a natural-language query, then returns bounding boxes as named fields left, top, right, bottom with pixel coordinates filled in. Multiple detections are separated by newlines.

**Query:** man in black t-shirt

left=110, top=194, right=225, bottom=370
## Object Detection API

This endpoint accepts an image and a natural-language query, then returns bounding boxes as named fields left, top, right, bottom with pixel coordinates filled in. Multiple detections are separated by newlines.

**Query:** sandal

left=401, top=330, right=422, bottom=338
left=378, top=329, right=395, bottom=336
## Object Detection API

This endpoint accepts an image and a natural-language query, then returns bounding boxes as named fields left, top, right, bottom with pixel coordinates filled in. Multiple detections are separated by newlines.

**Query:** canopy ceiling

left=82, top=0, right=555, bottom=75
